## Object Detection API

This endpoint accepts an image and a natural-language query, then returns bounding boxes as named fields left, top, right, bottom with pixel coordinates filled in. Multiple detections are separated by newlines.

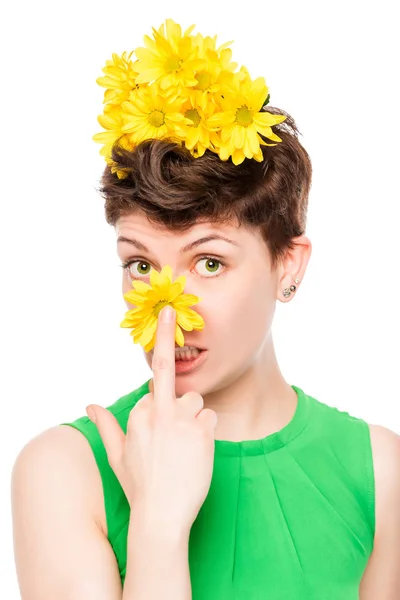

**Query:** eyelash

left=120, top=255, right=227, bottom=280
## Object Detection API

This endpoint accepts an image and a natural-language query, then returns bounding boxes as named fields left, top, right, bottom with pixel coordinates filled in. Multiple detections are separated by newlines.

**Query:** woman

left=11, top=18, right=400, bottom=600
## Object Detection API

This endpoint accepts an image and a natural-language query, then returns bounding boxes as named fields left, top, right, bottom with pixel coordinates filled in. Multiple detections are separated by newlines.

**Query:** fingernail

left=86, top=405, right=97, bottom=423
left=161, top=305, right=174, bottom=322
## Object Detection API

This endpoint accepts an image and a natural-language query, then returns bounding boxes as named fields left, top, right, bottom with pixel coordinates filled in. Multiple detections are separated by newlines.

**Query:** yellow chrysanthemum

left=179, top=90, right=220, bottom=158
left=120, top=265, right=205, bottom=352
left=92, top=105, right=131, bottom=158
left=120, top=82, right=192, bottom=143
left=134, top=18, right=206, bottom=91
left=208, top=70, right=287, bottom=165
left=183, top=33, right=238, bottom=95
left=96, top=51, right=142, bottom=106
left=92, top=105, right=134, bottom=179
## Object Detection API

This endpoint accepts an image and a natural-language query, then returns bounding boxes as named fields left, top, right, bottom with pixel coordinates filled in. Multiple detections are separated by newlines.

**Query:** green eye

left=195, top=257, right=226, bottom=277
left=136, top=261, right=151, bottom=276
left=201, top=258, right=221, bottom=273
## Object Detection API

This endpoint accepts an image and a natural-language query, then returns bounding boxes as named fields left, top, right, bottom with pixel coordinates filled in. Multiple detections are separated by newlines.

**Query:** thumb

left=86, top=404, right=125, bottom=469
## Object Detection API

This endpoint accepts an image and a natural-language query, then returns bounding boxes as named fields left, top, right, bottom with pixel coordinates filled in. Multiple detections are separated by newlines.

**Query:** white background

left=2, top=0, right=399, bottom=596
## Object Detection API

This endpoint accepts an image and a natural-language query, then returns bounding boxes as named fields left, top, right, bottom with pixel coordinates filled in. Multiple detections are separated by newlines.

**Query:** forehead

left=115, top=212, right=243, bottom=239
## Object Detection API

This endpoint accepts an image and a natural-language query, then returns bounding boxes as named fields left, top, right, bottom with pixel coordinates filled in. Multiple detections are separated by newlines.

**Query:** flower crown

left=93, top=18, right=288, bottom=179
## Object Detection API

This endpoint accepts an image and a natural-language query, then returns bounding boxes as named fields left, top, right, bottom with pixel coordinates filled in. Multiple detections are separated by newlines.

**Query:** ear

left=277, top=235, right=312, bottom=301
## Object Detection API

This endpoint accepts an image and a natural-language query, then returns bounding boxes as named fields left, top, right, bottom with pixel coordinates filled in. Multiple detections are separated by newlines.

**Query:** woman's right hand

left=86, top=305, right=218, bottom=534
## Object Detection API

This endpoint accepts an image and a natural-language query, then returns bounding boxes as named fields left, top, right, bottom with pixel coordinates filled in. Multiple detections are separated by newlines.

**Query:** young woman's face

left=116, top=211, right=283, bottom=396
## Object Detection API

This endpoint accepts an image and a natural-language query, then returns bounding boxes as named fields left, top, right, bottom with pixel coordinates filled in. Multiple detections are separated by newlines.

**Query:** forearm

left=122, top=512, right=192, bottom=600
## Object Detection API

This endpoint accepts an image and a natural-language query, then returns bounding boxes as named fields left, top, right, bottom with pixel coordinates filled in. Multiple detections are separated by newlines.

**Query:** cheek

left=215, top=284, right=275, bottom=352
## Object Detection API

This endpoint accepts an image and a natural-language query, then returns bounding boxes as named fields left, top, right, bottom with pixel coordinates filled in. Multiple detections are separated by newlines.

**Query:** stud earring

left=282, top=277, right=301, bottom=298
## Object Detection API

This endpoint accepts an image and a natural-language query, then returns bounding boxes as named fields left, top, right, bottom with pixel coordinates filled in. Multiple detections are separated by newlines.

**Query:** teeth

left=175, top=346, right=198, bottom=351
left=175, top=346, right=201, bottom=361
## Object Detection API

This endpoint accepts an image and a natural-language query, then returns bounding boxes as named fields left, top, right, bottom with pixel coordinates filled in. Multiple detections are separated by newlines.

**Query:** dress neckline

left=143, top=380, right=311, bottom=457
left=214, top=385, right=310, bottom=456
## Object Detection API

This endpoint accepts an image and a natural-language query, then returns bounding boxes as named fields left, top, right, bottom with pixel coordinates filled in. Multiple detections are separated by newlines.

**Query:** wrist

left=129, top=507, right=191, bottom=547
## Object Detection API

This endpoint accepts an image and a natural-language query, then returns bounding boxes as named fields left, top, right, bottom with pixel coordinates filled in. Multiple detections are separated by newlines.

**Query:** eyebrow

left=116, top=234, right=240, bottom=253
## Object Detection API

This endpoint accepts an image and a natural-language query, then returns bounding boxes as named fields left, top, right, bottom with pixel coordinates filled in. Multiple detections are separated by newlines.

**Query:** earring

left=282, top=277, right=300, bottom=298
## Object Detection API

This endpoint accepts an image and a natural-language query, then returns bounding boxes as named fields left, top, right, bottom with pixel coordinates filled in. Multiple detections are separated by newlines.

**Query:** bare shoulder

left=13, top=424, right=107, bottom=537
left=359, top=423, right=400, bottom=598
left=368, top=422, right=400, bottom=506
left=368, top=423, right=400, bottom=523
left=11, top=426, right=121, bottom=599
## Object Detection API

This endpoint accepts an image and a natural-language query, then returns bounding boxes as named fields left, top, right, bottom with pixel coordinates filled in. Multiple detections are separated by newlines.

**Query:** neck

left=202, top=335, right=298, bottom=443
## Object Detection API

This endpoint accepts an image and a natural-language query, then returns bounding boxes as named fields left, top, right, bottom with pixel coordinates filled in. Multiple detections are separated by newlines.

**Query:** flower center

left=195, top=71, right=212, bottom=91
left=185, top=108, right=201, bottom=127
left=235, top=105, right=253, bottom=127
left=165, top=55, right=182, bottom=73
left=154, top=301, right=171, bottom=318
left=148, top=110, right=165, bottom=128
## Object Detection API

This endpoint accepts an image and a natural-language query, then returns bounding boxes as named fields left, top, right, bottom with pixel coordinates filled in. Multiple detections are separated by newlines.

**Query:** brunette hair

left=97, top=106, right=312, bottom=270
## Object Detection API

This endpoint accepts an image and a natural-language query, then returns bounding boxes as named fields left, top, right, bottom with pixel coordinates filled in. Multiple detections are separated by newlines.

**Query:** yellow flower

left=179, top=90, right=220, bottom=158
left=188, top=32, right=238, bottom=94
left=92, top=105, right=134, bottom=179
left=120, top=265, right=205, bottom=352
left=134, top=18, right=206, bottom=91
left=92, top=104, right=131, bottom=158
left=208, top=70, right=287, bottom=165
left=120, top=82, right=191, bottom=143
left=96, top=51, right=142, bottom=106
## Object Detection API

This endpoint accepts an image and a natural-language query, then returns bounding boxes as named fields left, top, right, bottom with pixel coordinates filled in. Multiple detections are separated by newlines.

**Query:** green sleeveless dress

left=60, top=378, right=375, bottom=599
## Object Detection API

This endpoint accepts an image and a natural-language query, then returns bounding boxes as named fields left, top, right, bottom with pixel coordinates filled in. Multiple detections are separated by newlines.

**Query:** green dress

left=60, top=378, right=375, bottom=599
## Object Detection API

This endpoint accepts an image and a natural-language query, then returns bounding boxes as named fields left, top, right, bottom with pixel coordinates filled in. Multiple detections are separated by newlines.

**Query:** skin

left=116, top=209, right=312, bottom=442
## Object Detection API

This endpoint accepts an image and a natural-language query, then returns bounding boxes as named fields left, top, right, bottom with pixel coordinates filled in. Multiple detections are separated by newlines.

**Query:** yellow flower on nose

left=120, top=264, right=205, bottom=352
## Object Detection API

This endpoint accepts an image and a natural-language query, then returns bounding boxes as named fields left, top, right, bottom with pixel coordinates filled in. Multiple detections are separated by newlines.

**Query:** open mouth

left=174, top=346, right=204, bottom=361
left=174, top=349, right=208, bottom=373
left=149, top=347, right=208, bottom=373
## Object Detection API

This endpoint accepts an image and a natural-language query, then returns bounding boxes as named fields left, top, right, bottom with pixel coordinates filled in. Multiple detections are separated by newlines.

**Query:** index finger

left=151, top=305, right=176, bottom=408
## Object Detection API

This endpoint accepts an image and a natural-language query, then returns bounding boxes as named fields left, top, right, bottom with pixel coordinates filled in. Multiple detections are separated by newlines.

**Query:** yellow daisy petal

left=232, top=148, right=246, bottom=165
left=219, top=144, right=232, bottom=161
left=167, top=279, right=187, bottom=300
left=144, top=339, right=155, bottom=352
left=174, top=293, right=202, bottom=308
left=153, top=265, right=173, bottom=291
left=131, top=280, right=152, bottom=293
left=233, top=125, right=245, bottom=149
left=253, top=112, right=287, bottom=127
left=221, top=123, right=236, bottom=142
left=243, top=135, right=255, bottom=159
left=120, top=316, right=135, bottom=328
left=247, top=126, right=261, bottom=154
left=139, top=315, right=158, bottom=347
left=184, top=308, right=206, bottom=329
left=175, top=323, right=185, bottom=347
left=176, top=310, right=197, bottom=331
left=149, top=267, right=163, bottom=289
left=122, top=290, right=147, bottom=305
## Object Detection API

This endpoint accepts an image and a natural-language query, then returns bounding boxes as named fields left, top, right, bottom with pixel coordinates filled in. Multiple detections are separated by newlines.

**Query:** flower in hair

left=93, top=18, right=288, bottom=177
left=208, top=67, right=287, bottom=164
left=120, top=82, right=191, bottom=144
left=120, top=264, right=205, bottom=352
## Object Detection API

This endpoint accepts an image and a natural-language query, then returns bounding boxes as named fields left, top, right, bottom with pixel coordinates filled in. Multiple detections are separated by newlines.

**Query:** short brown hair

left=97, top=106, right=312, bottom=270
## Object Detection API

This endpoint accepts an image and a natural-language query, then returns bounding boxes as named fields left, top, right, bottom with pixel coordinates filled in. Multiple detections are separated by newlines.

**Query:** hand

left=86, top=305, right=218, bottom=534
